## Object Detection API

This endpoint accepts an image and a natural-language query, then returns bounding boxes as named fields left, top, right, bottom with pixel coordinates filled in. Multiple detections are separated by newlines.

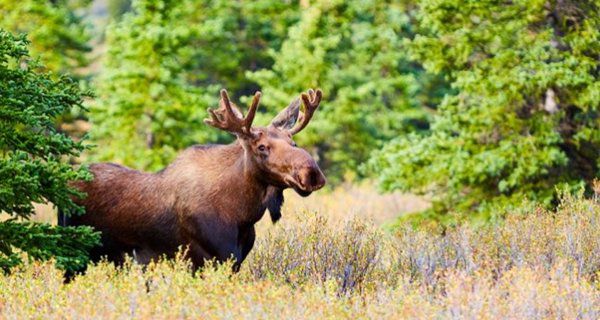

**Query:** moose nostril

left=301, top=167, right=325, bottom=190
left=309, top=170, right=319, bottom=187
left=314, top=171, right=326, bottom=188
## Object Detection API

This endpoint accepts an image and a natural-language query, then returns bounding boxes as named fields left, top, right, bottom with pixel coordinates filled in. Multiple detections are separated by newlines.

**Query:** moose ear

left=270, top=98, right=301, bottom=130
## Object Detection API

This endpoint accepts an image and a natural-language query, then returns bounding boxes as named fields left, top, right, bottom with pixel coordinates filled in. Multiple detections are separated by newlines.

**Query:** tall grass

left=1, top=193, right=598, bottom=319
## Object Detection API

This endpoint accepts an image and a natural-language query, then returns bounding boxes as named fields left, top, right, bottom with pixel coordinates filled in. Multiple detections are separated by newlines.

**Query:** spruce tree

left=0, top=30, right=99, bottom=272
left=91, top=0, right=216, bottom=171
left=185, top=0, right=300, bottom=97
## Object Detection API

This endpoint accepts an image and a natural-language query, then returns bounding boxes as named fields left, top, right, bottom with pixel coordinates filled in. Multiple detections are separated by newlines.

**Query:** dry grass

left=1, top=191, right=599, bottom=319
left=0, top=203, right=56, bottom=223
left=279, top=182, right=429, bottom=225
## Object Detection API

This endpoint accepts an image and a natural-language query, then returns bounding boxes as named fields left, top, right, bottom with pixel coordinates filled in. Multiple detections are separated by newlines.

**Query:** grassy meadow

left=1, top=189, right=599, bottom=319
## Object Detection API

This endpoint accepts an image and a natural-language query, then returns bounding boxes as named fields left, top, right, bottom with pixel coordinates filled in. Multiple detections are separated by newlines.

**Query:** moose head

left=204, top=89, right=326, bottom=197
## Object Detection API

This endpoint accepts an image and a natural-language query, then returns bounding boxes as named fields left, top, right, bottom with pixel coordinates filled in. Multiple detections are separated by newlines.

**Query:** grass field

left=1, top=188, right=599, bottom=319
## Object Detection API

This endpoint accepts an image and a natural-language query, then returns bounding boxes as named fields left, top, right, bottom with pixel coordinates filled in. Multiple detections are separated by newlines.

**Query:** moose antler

left=204, top=89, right=261, bottom=137
left=289, top=89, right=322, bottom=135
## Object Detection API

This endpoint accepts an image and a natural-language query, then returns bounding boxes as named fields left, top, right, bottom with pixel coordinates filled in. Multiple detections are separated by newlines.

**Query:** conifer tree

left=0, top=30, right=99, bottom=272
left=91, top=0, right=215, bottom=171
left=185, top=0, right=300, bottom=97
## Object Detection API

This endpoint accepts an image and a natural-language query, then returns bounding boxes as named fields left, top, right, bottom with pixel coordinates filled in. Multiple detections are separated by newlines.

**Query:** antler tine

left=204, top=89, right=261, bottom=137
left=220, top=89, right=234, bottom=115
left=243, top=91, right=261, bottom=133
left=289, top=88, right=322, bottom=135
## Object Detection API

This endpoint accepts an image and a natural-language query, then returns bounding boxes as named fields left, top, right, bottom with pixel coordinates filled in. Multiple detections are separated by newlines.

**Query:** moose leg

left=183, top=220, right=244, bottom=271
left=229, top=227, right=256, bottom=273
left=210, top=229, right=243, bottom=269
left=90, top=232, right=134, bottom=265
left=132, top=248, right=161, bottom=265
left=239, top=227, right=256, bottom=265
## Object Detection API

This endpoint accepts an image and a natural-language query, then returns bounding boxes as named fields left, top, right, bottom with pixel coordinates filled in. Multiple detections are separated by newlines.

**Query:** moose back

left=60, top=89, right=326, bottom=271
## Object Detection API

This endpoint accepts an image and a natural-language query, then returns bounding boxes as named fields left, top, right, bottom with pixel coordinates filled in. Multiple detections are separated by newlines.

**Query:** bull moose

left=60, top=89, right=326, bottom=271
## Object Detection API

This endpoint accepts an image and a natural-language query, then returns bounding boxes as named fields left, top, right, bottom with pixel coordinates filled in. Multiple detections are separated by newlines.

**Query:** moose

left=60, top=89, right=326, bottom=271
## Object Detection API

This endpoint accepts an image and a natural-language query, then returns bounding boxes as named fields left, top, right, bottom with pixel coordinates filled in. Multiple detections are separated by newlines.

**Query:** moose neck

left=163, top=141, right=271, bottom=225
left=221, top=141, right=272, bottom=224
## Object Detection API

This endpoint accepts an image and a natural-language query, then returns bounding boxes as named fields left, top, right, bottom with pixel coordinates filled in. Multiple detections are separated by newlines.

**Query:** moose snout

left=297, top=165, right=326, bottom=192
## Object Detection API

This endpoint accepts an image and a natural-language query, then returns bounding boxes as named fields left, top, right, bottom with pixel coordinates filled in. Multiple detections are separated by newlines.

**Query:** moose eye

left=258, top=145, right=267, bottom=152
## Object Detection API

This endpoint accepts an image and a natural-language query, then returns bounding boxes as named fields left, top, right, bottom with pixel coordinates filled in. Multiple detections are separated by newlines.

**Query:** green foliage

left=186, top=0, right=300, bottom=97
left=370, top=0, right=600, bottom=221
left=0, top=222, right=99, bottom=273
left=108, top=0, right=132, bottom=20
left=0, top=30, right=99, bottom=272
left=0, top=0, right=92, bottom=74
left=91, top=0, right=218, bottom=171
left=249, top=0, right=446, bottom=182
left=92, top=0, right=301, bottom=171
left=0, top=32, right=89, bottom=218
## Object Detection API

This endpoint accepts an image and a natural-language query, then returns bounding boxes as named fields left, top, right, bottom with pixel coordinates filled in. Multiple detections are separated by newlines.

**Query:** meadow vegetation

left=1, top=192, right=598, bottom=318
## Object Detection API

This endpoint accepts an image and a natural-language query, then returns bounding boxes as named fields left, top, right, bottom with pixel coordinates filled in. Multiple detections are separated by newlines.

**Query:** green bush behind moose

left=369, top=0, right=600, bottom=222
left=0, top=31, right=99, bottom=272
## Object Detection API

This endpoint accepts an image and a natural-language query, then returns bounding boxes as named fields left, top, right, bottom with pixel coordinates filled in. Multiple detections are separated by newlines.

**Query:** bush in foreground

left=0, top=194, right=598, bottom=318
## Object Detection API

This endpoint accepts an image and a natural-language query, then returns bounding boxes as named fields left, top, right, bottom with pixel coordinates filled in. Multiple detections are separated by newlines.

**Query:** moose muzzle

left=293, top=163, right=326, bottom=197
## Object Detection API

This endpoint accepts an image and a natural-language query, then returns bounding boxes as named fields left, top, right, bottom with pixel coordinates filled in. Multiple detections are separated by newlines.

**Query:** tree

left=90, top=0, right=217, bottom=171
left=0, top=0, right=92, bottom=74
left=0, top=30, right=99, bottom=272
left=370, top=0, right=600, bottom=223
left=92, top=0, right=301, bottom=171
left=249, top=0, right=446, bottom=183
left=185, top=0, right=301, bottom=97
